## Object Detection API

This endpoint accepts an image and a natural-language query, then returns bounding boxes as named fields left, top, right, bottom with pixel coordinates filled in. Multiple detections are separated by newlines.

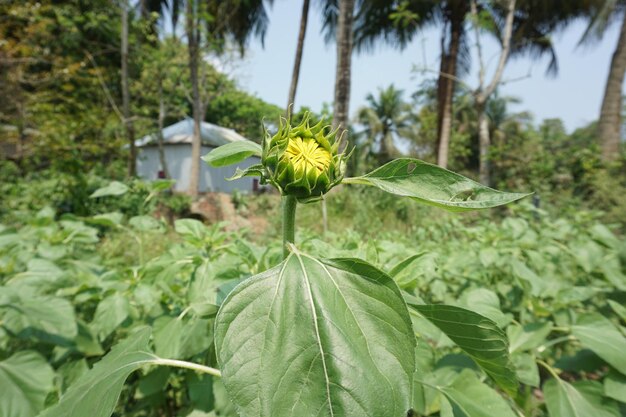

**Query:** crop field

left=1, top=188, right=624, bottom=417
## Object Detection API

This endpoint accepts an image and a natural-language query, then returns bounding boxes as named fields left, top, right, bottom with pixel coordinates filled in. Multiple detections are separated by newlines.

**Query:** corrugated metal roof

left=136, top=118, right=250, bottom=148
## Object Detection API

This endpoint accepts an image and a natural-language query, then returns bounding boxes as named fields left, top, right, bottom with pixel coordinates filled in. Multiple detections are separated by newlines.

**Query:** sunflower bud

left=262, top=113, right=347, bottom=202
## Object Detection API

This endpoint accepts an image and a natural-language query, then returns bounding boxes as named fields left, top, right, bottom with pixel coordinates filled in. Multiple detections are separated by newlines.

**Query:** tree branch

left=483, top=0, right=516, bottom=98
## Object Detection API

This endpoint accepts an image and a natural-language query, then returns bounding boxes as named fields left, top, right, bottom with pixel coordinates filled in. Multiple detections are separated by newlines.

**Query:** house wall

left=136, top=145, right=259, bottom=193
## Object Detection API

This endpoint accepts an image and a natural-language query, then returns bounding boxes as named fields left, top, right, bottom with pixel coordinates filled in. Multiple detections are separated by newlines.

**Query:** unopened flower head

left=262, top=112, right=348, bottom=202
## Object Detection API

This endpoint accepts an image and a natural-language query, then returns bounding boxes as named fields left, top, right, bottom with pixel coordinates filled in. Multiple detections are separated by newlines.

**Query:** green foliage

left=2, top=175, right=624, bottom=417
left=215, top=254, right=415, bottom=417
left=202, top=141, right=262, bottom=167
left=409, top=304, right=518, bottom=395
left=344, top=158, right=530, bottom=211
left=0, top=167, right=189, bottom=225
left=0, top=351, right=55, bottom=417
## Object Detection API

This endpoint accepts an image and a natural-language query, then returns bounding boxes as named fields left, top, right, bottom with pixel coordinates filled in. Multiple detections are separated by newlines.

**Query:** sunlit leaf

left=571, top=313, right=626, bottom=375
left=507, top=321, right=553, bottom=353
left=202, top=141, right=262, bottom=167
left=215, top=253, right=416, bottom=417
left=39, top=327, right=155, bottom=417
left=436, top=370, right=518, bottom=417
left=543, top=378, right=619, bottom=417
left=1, top=291, right=77, bottom=345
left=344, top=159, right=530, bottom=211
left=0, top=351, right=55, bottom=417
left=89, top=181, right=129, bottom=198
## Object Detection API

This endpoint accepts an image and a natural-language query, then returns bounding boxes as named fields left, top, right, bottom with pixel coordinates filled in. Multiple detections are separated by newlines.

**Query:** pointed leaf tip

left=344, top=158, right=530, bottom=211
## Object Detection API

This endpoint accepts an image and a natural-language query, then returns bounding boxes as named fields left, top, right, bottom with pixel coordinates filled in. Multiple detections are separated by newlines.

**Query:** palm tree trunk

left=157, top=80, right=170, bottom=179
left=437, top=1, right=466, bottom=168
left=477, top=99, right=491, bottom=185
left=598, top=10, right=626, bottom=162
left=287, top=0, right=310, bottom=111
left=332, top=0, right=355, bottom=132
left=121, top=0, right=136, bottom=177
left=187, top=0, right=201, bottom=196
left=471, top=0, right=515, bottom=186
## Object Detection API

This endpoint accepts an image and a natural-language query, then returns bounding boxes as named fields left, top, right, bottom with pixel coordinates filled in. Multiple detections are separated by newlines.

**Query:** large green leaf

left=89, top=181, right=129, bottom=198
left=436, top=370, right=518, bottom=417
left=543, top=379, right=619, bottom=417
left=40, top=328, right=155, bottom=417
left=408, top=304, right=518, bottom=395
left=608, top=300, right=626, bottom=322
left=343, top=159, right=529, bottom=211
left=215, top=253, right=416, bottom=417
left=512, top=353, right=540, bottom=387
left=202, top=141, right=262, bottom=167
left=36, top=327, right=220, bottom=417
left=604, top=372, right=626, bottom=403
left=507, top=321, right=553, bottom=353
left=89, top=293, right=130, bottom=341
left=571, top=313, right=626, bottom=375
left=1, top=292, right=77, bottom=344
left=458, top=288, right=509, bottom=328
left=0, top=351, right=55, bottom=417
left=153, top=316, right=184, bottom=359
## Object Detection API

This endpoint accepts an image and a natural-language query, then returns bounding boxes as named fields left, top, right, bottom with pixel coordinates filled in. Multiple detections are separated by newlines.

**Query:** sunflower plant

left=42, top=113, right=530, bottom=417
left=200, top=113, right=529, bottom=417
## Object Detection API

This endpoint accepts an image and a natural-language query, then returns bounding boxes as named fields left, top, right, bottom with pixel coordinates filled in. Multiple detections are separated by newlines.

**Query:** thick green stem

left=282, top=195, right=297, bottom=258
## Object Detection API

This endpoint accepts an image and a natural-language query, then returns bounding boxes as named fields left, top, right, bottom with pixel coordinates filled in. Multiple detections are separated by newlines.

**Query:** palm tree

left=469, top=0, right=596, bottom=184
left=121, top=0, right=136, bottom=177
left=320, top=0, right=434, bottom=133
left=186, top=0, right=274, bottom=195
left=287, top=0, right=310, bottom=110
left=332, top=0, right=356, bottom=132
left=436, top=1, right=469, bottom=169
left=143, top=0, right=274, bottom=195
left=580, top=0, right=626, bottom=162
left=355, top=84, right=414, bottom=168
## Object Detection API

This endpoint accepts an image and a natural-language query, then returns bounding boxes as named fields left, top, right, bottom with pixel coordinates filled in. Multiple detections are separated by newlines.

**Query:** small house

left=136, top=118, right=260, bottom=193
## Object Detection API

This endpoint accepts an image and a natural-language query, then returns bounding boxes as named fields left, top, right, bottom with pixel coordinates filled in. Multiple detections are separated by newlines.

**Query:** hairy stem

left=282, top=195, right=297, bottom=258
left=153, top=358, right=221, bottom=377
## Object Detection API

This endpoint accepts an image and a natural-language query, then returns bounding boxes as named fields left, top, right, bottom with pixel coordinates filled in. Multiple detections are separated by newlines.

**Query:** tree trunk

left=598, top=10, right=626, bottom=162
left=187, top=0, right=201, bottom=196
left=287, top=0, right=310, bottom=112
left=157, top=80, right=170, bottom=179
left=332, top=0, right=355, bottom=132
left=477, top=99, right=491, bottom=185
left=437, top=1, right=467, bottom=168
left=378, top=125, right=393, bottom=165
left=121, top=0, right=136, bottom=177
left=471, top=0, right=515, bottom=185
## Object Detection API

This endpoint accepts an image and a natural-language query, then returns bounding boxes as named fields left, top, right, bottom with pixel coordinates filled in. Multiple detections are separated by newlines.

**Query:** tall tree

left=121, top=0, right=136, bottom=177
left=287, top=0, right=311, bottom=110
left=181, top=0, right=273, bottom=195
left=186, top=0, right=202, bottom=196
left=332, top=0, right=356, bottom=131
left=581, top=1, right=626, bottom=162
left=436, top=1, right=469, bottom=169
left=471, top=0, right=516, bottom=186
left=355, top=84, right=413, bottom=166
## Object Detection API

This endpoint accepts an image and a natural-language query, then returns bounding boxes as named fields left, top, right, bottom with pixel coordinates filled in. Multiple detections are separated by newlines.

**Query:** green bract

left=262, top=113, right=348, bottom=202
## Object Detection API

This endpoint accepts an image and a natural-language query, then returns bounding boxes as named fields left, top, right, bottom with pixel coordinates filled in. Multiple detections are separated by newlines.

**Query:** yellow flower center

left=284, top=137, right=331, bottom=175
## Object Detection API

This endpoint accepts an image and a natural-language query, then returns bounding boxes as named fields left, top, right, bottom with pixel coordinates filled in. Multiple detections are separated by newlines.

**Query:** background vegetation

left=1, top=1, right=625, bottom=417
